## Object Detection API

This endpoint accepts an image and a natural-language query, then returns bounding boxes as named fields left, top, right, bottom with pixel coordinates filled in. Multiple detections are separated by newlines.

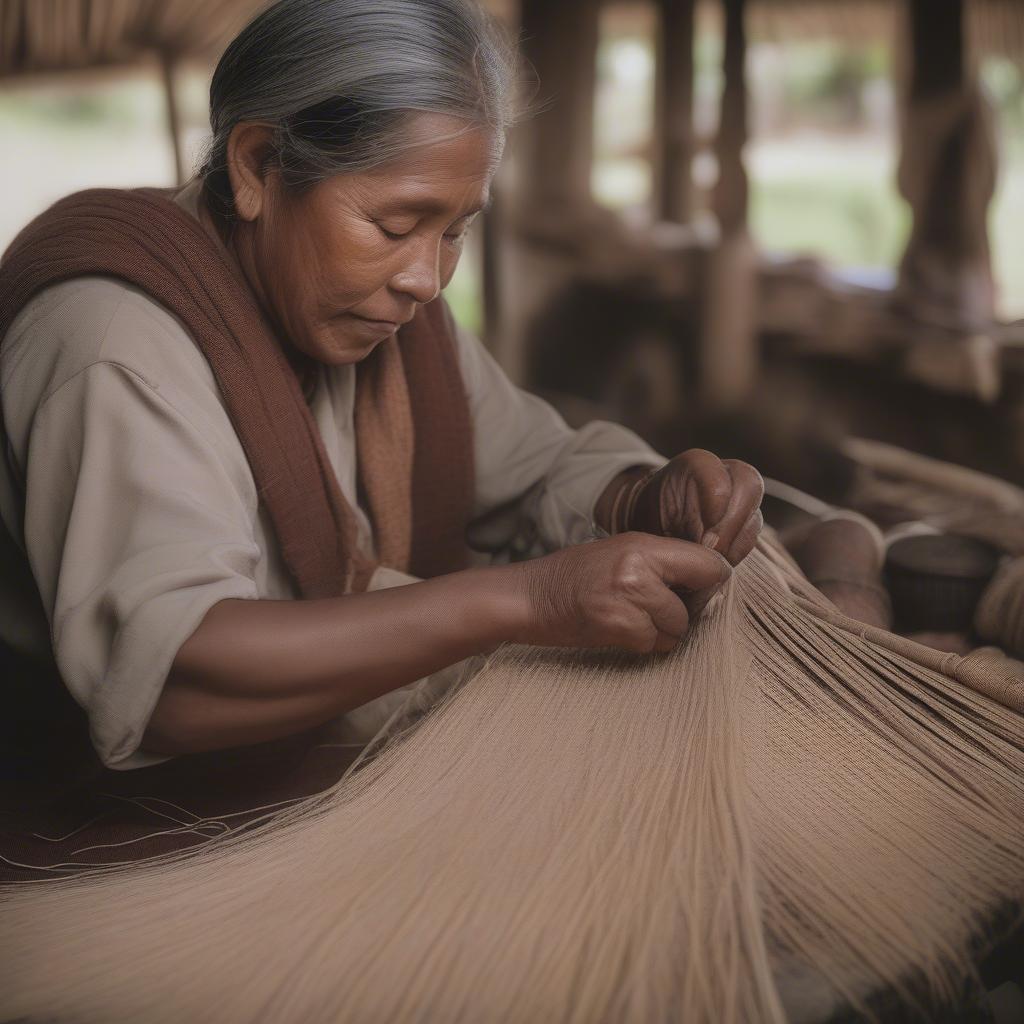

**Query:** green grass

left=443, top=239, right=483, bottom=336
left=750, top=165, right=910, bottom=272
left=991, top=143, right=1024, bottom=318
left=747, top=136, right=1024, bottom=318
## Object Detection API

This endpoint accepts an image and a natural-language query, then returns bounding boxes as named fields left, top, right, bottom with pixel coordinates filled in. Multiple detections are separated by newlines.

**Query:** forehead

left=358, top=114, right=497, bottom=214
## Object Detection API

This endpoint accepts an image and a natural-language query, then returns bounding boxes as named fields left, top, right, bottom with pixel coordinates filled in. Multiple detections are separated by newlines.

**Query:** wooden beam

left=896, top=0, right=996, bottom=329
left=653, top=0, right=697, bottom=223
left=713, top=0, right=749, bottom=235
left=517, top=0, right=600, bottom=213
left=907, top=0, right=963, bottom=100
left=700, top=0, right=758, bottom=412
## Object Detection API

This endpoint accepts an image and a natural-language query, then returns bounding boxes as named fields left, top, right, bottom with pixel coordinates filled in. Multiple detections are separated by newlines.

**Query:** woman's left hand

left=627, top=449, right=764, bottom=567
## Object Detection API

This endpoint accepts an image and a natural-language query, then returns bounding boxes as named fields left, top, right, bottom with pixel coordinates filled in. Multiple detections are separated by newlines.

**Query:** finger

left=642, top=584, right=690, bottom=640
left=614, top=615, right=661, bottom=655
left=626, top=614, right=684, bottom=655
left=652, top=628, right=681, bottom=654
left=645, top=535, right=733, bottom=593
left=680, top=474, right=706, bottom=542
left=644, top=469, right=702, bottom=540
left=680, top=581, right=722, bottom=622
left=673, top=450, right=732, bottom=539
left=705, top=461, right=764, bottom=560
left=723, top=508, right=764, bottom=567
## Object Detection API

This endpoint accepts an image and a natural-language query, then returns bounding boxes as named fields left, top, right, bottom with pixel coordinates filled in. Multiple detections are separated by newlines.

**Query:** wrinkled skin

left=202, top=112, right=496, bottom=369
left=148, top=112, right=770, bottom=752
left=631, top=449, right=765, bottom=567
left=600, top=449, right=764, bottom=624
left=194, top=112, right=763, bottom=658
left=518, top=532, right=734, bottom=655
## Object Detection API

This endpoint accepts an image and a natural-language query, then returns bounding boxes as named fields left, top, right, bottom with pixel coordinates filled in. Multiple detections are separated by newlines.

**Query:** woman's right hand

left=512, top=532, right=732, bottom=655
left=148, top=534, right=730, bottom=755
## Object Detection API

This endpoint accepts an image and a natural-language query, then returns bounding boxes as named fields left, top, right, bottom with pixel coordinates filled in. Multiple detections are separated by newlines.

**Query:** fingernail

left=701, top=530, right=719, bottom=549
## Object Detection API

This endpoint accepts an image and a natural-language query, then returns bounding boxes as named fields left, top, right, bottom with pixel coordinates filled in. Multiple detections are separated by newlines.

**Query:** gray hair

left=201, top=0, right=520, bottom=221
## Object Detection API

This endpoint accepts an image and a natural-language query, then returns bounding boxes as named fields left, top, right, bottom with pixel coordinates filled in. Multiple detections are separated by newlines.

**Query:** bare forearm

left=144, top=563, right=528, bottom=755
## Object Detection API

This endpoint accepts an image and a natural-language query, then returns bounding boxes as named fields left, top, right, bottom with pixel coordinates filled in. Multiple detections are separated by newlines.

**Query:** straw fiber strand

left=0, top=538, right=1022, bottom=1023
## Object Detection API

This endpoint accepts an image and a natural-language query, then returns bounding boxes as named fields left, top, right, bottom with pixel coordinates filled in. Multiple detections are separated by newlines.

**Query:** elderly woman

left=0, top=0, right=762, bottom=773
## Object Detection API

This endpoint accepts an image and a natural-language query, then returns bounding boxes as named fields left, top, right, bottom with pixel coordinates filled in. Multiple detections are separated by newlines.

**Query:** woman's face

left=227, top=113, right=496, bottom=365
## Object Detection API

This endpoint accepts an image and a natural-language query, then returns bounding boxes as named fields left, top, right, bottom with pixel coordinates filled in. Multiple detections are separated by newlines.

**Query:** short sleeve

left=18, top=361, right=261, bottom=767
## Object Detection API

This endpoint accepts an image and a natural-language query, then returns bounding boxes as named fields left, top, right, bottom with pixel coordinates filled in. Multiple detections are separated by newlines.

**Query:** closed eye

left=375, top=214, right=477, bottom=244
left=375, top=222, right=412, bottom=241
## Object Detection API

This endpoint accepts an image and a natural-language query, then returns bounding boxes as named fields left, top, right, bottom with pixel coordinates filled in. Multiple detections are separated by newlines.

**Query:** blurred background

left=2, top=0, right=1023, bottom=510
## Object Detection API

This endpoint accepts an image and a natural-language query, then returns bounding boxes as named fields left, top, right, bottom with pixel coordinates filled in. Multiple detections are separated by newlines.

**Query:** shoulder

left=2, top=275, right=220, bottom=412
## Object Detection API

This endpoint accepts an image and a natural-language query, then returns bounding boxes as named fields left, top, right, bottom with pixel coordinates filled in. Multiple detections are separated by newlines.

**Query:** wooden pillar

left=908, top=0, right=963, bottom=98
left=516, top=0, right=600, bottom=215
left=712, top=0, right=749, bottom=235
left=700, top=0, right=758, bottom=411
left=498, top=0, right=602, bottom=384
left=896, top=0, right=997, bottom=329
left=653, top=0, right=697, bottom=223
left=160, top=50, right=185, bottom=186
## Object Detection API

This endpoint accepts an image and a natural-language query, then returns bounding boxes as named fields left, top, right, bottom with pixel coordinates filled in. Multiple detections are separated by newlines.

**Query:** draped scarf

left=0, top=187, right=476, bottom=597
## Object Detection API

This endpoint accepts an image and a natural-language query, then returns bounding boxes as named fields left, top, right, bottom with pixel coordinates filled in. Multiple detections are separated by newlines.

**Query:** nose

left=389, top=238, right=442, bottom=306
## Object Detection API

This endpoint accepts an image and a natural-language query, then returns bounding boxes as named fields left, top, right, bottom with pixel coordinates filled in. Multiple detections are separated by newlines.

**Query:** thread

left=0, top=539, right=1022, bottom=1023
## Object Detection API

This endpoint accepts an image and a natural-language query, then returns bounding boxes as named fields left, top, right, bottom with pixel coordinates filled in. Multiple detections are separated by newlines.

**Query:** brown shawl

left=0, top=187, right=475, bottom=597
left=0, top=188, right=478, bottom=877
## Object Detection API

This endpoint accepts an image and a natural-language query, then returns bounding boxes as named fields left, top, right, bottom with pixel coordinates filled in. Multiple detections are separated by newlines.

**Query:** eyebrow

left=380, top=194, right=493, bottom=219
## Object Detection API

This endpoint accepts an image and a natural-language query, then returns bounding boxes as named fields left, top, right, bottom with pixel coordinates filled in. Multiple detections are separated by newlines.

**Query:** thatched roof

left=1, top=0, right=1020, bottom=80
left=0, top=0, right=261, bottom=76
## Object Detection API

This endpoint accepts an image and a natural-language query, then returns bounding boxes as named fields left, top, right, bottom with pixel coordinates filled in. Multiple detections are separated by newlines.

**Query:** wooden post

left=896, top=0, right=996, bottom=329
left=700, top=0, right=758, bottom=411
left=653, top=0, right=697, bottom=223
left=160, top=50, right=185, bottom=186
left=712, top=0, right=749, bottom=235
left=497, top=0, right=602, bottom=384
left=908, top=0, right=963, bottom=98
left=516, top=0, right=600, bottom=215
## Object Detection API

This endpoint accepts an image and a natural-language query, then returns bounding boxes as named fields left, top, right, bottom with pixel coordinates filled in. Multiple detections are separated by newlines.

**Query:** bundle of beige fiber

left=1, top=536, right=1023, bottom=1024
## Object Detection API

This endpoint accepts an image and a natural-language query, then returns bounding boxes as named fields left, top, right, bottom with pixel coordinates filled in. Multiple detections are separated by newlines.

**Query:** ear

left=226, top=123, right=276, bottom=222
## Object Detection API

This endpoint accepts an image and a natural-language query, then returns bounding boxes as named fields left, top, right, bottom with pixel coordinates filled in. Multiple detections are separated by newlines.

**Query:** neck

left=195, top=190, right=320, bottom=395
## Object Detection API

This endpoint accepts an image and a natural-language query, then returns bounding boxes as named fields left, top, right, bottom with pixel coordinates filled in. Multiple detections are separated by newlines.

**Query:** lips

left=350, top=311, right=411, bottom=331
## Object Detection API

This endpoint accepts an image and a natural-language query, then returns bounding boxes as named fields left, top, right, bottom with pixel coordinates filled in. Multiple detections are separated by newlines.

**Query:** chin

left=305, top=324, right=383, bottom=365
